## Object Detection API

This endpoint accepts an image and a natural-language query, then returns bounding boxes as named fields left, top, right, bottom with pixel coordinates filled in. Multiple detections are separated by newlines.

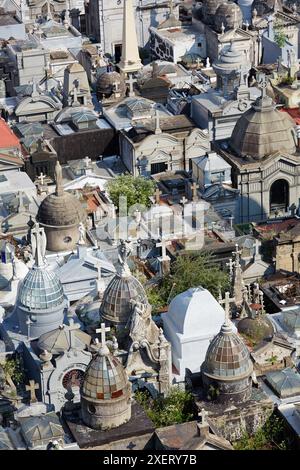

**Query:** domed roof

left=230, top=94, right=297, bottom=159
left=100, top=272, right=147, bottom=325
left=213, top=43, right=249, bottom=76
left=202, top=319, right=253, bottom=381
left=215, top=2, right=243, bottom=32
left=37, top=161, right=85, bottom=228
left=202, top=0, right=224, bottom=24
left=19, top=266, right=64, bottom=311
left=100, top=241, right=148, bottom=325
left=167, top=287, right=226, bottom=337
left=37, top=320, right=91, bottom=354
left=238, top=315, right=274, bottom=342
left=96, top=71, right=126, bottom=95
left=82, top=343, right=130, bottom=402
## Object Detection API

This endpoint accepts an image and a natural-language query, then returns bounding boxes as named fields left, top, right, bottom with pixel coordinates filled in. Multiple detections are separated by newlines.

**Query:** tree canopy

left=106, top=174, right=156, bottom=212
left=161, top=252, right=229, bottom=302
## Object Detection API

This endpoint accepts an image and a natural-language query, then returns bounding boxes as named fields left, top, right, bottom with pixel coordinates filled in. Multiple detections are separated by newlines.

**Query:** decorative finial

left=54, top=160, right=63, bottom=197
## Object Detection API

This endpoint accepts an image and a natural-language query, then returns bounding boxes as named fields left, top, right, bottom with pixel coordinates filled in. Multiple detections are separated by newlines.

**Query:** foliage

left=274, top=27, right=287, bottom=49
left=106, top=174, right=156, bottom=212
left=3, top=357, right=25, bottom=385
left=135, top=388, right=195, bottom=427
left=207, top=384, right=220, bottom=401
left=233, top=414, right=293, bottom=450
left=279, top=74, right=294, bottom=86
left=145, top=286, right=166, bottom=314
left=158, top=252, right=230, bottom=304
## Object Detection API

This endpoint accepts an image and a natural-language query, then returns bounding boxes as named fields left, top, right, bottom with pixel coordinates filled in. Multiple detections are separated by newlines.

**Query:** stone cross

left=233, top=243, right=242, bottom=266
left=190, top=182, right=199, bottom=202
left=257, top=73, right=267, bottom=99
left=180, top=196, right=188, bottom=206
left=219, top=291, right=235, bottom=323
left=38, top=172, right=45, bottom=186
left=154, top=187, right=162, bottom=205
left=126, top=74, right=137, bottom=97
left=26, top=380, right=39, bottom=404
left=96, top=323, right=110, bottom=347
left=156, top=238, right=172, bottom=259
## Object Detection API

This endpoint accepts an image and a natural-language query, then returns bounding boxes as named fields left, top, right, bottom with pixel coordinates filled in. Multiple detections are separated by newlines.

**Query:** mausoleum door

left=270, top=179, right=289, bottom=216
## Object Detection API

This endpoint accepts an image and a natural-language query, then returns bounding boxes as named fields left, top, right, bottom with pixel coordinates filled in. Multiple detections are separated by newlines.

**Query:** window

left=198, top=42, right=202, bottom=48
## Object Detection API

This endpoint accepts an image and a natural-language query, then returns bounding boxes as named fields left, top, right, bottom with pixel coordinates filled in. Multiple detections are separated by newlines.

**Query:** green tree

left=135, top=388, right=195, bottom=427
left=159, top=252, right=230, bottom=303
left=233, top=414, right=293, bottom=450
left=106, top=174, right=156, bottom=212
left=3, top=357, right=24, bottom=385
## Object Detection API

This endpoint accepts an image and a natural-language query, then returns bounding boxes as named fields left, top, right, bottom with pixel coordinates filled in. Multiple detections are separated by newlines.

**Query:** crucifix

left=180, top=196, right=188, bottom=206
left=219, top=291, right=235, bottom=323
left=190, top=182, right=199, bottom=202
left=156, top=238, right=172, bottom=259
left=26, top=380, right=39, bottom=404
left=126, top=74, right=137, bottom=97
left=154, top=187, right=162, bottom=205
left=226, top=258, right=234, bottom=280
left=96, top=322, right=110, bottom=347
left=38, top=172, right=45, bottom=186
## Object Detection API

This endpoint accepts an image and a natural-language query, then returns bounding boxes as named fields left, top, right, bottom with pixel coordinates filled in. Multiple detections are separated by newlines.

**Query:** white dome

left=166, top=287, right=226, bottom=337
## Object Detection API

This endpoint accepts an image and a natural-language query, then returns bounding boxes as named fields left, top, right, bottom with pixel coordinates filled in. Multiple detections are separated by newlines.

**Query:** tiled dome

left=37, top=191, right=85, bottom=228
left=214, top=2, right=243, bottom=32
left=100, top=272, right=148, bottom=325
left=82, top=350, right=130, bottom=401
left=203, top=322, right=253, bottom=380
left=19, top=267, right=64, bottom=311
left=230, top=95, right=297, bottom=160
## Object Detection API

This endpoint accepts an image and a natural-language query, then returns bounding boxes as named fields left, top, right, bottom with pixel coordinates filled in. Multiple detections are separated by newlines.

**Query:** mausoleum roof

left=19, top=266, right=64, bottom=311
left=266, top=368, right=300, bottom=398
left=37, top=321, right=91, bottom=354
left=202, top=319, right=253, bottom=381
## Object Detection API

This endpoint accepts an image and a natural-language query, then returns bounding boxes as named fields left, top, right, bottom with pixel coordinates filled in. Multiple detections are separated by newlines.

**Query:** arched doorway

left=270, top=179, right=289, bottom=215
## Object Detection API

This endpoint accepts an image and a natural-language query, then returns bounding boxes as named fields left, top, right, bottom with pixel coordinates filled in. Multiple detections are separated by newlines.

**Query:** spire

left=54, top=160, right=63, bottom=197
left=118, top=0, right=142, bottom=74
left=31, top=223, right=47, bottom=268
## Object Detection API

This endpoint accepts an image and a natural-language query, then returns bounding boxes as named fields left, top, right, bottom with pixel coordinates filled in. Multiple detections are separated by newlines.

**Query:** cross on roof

left=156, top=238, right=172, bottom=259
left=257, top=73, right=267, bottom=99
left=219, top=291, right=235, bottom=324
left=233, top=243, right=242, bottom=266
left=154, top=187, right=162, bottom=205
left=180, top=196, right=188, bottom=206
left=26, top=380, right=39, bottom=404
left=126, top=74, right=137, bottom=97
left=96, top=322, right=110, bottom=347
left=38, top=172, right=45, bottom=186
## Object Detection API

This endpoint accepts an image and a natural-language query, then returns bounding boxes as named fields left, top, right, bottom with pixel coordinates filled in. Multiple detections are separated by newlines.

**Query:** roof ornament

left=54, top=160, right=64, bottom=197
left=31, top=222, right=47, bottom=268
left=155, top=108, right=162, bottom=135
left=95, top=322, right=110, bottom=356
left=257, top=72, right=268, bottom=99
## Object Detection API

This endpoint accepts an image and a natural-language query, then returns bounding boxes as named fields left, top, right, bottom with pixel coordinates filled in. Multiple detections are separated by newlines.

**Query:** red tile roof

left=280, top=107, right=300, bottom=125
left=0, top=118, right=21, bottom=150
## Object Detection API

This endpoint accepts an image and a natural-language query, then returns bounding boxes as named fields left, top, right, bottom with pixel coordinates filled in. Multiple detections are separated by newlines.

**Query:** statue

left=31, top=223, right=47, bottom=267
left=78, top=223, right=86, bottom=245
left=54, top=161, right=63, bottom=196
